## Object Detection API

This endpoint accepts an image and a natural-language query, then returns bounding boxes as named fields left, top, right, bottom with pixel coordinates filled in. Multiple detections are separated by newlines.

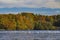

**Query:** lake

left=0, top=30, right=60, bottom=40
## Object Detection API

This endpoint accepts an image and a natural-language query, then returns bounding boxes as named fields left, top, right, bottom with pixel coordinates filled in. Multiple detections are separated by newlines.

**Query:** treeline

left=0, top=12, right=60, bottom=30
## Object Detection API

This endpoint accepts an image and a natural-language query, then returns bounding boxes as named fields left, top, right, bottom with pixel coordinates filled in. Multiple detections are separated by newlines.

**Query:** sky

left=0, top=0, right=60, bottom=15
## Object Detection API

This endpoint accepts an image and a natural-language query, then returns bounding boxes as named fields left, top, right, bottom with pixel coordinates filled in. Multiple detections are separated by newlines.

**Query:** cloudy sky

left=0, top=0, right=60, bottom=15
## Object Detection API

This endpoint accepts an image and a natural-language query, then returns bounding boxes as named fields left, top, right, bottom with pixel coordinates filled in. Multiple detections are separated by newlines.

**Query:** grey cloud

left=0, top=0, right=60, bottom=8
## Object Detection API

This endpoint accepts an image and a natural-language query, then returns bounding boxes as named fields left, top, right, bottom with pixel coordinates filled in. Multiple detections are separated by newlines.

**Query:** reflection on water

left=0, top=31, right=60, bottom=40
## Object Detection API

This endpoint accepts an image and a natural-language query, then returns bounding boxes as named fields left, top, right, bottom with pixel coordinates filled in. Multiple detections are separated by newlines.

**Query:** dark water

left=0, top=31, right=60, bottom=40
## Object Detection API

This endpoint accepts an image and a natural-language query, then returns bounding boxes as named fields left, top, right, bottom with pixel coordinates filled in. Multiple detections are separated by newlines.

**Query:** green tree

left=0, top=24, right=7, bottom=30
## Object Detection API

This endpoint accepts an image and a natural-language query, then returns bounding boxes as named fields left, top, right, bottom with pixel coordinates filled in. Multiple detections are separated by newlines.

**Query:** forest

left=0, top=12, right=60, bottom=30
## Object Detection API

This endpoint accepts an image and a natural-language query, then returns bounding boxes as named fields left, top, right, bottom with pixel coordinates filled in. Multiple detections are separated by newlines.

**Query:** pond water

left=0, top=30, right=60, bottom=40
